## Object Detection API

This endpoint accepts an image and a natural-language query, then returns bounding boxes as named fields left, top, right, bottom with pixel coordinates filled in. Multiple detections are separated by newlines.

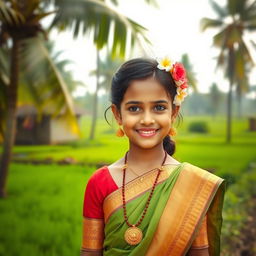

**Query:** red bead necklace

left=122, top=151, right=167, bottom=245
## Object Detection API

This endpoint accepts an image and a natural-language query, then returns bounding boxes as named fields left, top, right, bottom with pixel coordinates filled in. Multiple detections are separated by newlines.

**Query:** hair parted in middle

left=105, top=57, right=182, bottom=156
left=111, top=58, right=177, bottom=110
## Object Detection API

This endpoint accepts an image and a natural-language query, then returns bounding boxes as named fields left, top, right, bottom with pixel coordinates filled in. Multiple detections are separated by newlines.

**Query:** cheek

left=122, top=115, right=139, bottom=127
left=157, top=114, right=172, bottom=125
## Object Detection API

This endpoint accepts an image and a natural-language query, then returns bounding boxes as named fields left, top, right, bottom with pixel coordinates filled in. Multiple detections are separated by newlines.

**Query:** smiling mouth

left=136, top=129, right=159, bottom=137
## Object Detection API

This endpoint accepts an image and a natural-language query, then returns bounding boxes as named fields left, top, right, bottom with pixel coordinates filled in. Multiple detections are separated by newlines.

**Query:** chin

left=132, top=141, right=163, bottom=150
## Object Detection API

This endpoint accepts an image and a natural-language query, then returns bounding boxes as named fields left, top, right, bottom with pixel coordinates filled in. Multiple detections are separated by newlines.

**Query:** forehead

left=123, top=77, right=171, bottom=103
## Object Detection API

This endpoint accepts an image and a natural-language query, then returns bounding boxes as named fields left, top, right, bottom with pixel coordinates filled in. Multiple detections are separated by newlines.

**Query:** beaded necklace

left=122, top=151, right=167, bottom=245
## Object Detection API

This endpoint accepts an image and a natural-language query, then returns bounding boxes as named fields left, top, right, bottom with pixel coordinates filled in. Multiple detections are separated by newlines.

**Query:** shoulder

left=86, top=166, right=118, bottom=199
left=88, top=166, right=109, bottom=184
left=183, top=162, right=224, bottom=185
left=83, top=166, right=118, bottom=218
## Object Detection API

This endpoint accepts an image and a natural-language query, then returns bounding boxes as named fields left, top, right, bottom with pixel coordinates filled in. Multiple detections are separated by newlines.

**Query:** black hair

left=104, top=58, right=181, bottom=156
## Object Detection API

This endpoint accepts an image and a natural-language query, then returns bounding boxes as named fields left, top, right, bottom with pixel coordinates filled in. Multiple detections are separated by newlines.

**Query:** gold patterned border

left=103, top=165, right=180, bottom=223
left=81, top=217, right=104, bottom=250
left=191, top=215, right=209, bottom=249
left=145, top=163, right=224, bottom=256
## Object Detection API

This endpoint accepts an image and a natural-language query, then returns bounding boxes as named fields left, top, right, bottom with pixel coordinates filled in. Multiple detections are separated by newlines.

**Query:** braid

left=163, top=136, right=176, bottom=156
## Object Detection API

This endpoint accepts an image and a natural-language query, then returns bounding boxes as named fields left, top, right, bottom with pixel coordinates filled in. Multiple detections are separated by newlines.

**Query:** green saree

left=102, top=163, right=225, bottom=256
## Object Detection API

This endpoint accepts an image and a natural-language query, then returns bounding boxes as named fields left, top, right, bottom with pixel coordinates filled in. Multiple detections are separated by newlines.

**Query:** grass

left=0, top=164, right=95, bottom=256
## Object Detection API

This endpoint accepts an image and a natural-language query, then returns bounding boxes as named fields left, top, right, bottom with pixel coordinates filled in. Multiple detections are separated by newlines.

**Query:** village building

left=15, top=105, right=85, bottom=145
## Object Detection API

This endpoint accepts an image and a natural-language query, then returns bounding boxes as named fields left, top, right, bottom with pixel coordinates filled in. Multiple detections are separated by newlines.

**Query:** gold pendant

left=124, top=226, right=143, bottom=245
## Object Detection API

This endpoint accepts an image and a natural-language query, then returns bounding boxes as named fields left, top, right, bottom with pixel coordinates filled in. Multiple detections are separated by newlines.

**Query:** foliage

left=188, top=121, right=209, bottom=133
left=49, top=0, right=150, bottom=58
left=221, top=163, right=256, bottom=255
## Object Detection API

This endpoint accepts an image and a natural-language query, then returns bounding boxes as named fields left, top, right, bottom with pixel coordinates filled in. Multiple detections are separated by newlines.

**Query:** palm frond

left=19, top=37, right=80, bottom=135
left=209, top=0, right=228, bottom=18
left=228, top=0, right=241, bottom=16
left=213, top=28, right=227, bottom=48
left=0, top=0, right=24, bottom=25
left=200, top=17, right=223, bottom=32
left=246, top=19, right=256, bottom=30
left=50, top=0, right=149, bottom=57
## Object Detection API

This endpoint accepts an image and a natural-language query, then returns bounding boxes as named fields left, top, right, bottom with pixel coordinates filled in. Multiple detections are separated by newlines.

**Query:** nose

left=140, top=111, right=155, bottom=125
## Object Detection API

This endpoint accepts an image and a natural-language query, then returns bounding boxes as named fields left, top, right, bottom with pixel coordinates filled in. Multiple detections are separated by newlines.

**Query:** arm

left=80, top=175, right=105, bottom=256
left=80, top=217, right=104, bottom=256
left=187, top=215, right=209, bottom=256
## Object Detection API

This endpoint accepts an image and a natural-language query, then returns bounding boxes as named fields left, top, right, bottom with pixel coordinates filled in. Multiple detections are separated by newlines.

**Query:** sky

left=48, top=0, right=256, bottom=97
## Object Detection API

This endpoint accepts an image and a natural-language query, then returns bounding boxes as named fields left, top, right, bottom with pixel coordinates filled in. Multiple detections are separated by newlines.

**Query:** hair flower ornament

left=157, top=57, right=189, bottom=106
left=157, top=56, right=173, bottom=71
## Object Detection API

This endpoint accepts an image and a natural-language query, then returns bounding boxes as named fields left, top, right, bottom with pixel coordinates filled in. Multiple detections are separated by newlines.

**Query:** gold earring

left=168, top=127, right=177, bottom=136
left=116, top=127, right=125, bottom=137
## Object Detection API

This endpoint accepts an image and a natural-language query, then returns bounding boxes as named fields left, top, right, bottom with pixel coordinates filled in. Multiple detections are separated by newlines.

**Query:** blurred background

left=0, top=0, right=255, bottom=255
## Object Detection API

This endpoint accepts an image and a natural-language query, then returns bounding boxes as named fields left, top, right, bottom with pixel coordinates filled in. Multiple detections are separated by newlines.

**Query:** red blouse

left=83, top=166, right=118, bottom=218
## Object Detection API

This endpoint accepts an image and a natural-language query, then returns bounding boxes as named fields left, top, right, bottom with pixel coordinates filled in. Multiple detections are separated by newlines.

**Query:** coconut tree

left=201, top=0, right=256, bottom=143
left=0, top=0, right=150, bottom=197
left=88, top=51, right=122, bottom=140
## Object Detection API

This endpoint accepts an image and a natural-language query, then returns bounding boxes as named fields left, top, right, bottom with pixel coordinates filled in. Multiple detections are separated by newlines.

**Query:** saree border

left=81, top=217, right=104, bottom=250
left=145, top=163, right=224, bottom=256
left=103, top=164, right=183, bottom=224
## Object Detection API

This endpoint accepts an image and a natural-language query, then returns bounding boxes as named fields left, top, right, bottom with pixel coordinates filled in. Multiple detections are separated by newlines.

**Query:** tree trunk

left=237, top=93, right=242, bottom=119
left=0, top=39, right=20, bottom=198
left=226, top=48, right=235, bottom=144
left=89, top=49, right=100, bottom=140
left=226, top=82, right=232, bottom=144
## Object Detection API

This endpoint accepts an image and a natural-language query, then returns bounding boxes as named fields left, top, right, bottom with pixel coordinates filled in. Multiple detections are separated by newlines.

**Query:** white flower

left=157, top=56, right=173, bottom=72
left=173, top=88, right=188, bottom=106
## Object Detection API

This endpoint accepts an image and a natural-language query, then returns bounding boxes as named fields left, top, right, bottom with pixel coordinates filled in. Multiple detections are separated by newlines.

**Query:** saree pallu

left=83, top=162, right=225, bottom=256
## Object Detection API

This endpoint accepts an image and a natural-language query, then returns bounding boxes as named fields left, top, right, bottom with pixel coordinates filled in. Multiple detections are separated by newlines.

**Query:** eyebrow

left=125, top=100, right=169, bottom=105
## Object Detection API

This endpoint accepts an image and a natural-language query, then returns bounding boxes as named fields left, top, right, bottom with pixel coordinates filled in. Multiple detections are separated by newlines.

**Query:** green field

left=0, top=164, right=94, bottom=256
left=11, top=116, right=256, bottom=182
left=0, top=116, right=255, bottom=255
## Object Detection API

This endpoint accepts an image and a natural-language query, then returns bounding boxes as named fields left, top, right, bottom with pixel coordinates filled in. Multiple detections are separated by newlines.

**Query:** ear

left=171, top=106, right=180, bottom=123
left=111, top=104, right=122, bottom=125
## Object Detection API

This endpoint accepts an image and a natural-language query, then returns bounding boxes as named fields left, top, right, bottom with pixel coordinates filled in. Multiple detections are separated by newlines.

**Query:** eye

left=154, top=105, right=166, bottom=111
left=128, top=106, right=140, bottom=112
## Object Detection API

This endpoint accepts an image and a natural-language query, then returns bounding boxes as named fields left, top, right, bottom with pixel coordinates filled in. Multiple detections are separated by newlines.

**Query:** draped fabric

left=81, top=163, right=225, bottom=256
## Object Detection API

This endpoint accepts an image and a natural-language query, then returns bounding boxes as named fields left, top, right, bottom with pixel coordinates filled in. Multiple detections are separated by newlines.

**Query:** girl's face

left=112, top=77, right=179, bottom=150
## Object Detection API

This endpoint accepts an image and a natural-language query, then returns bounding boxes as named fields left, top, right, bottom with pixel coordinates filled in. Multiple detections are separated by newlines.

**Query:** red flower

left=171, top=62, right=186, bottom=82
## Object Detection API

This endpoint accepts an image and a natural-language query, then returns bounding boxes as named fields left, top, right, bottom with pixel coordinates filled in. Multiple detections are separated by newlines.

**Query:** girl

left=80, top=58, right=225, bottom=256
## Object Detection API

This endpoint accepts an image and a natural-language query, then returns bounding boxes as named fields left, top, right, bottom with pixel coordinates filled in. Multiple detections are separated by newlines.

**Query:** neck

left=126, top=143, right=166, bottom=174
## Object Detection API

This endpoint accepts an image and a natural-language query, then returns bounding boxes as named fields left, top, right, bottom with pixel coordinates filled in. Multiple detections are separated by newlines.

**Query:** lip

left=136, top=128, right=159, bottom=137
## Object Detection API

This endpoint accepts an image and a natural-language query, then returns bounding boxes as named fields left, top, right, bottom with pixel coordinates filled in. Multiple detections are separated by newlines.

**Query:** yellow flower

left=173, top=88, right=188, bottom=106
left=157, top=57, right=173, bottom=71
